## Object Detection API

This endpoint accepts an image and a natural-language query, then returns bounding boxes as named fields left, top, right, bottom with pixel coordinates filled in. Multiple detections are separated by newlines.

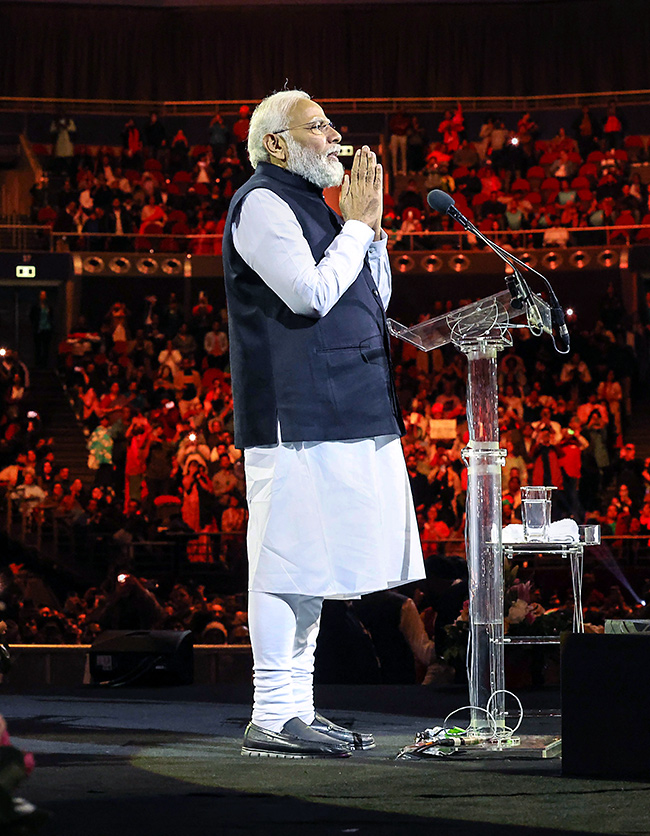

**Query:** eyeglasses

left=275, top=120, right=337, bottom=136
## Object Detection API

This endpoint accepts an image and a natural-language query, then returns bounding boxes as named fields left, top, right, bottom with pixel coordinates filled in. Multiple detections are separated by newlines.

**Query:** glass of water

left=520, top=486, right=555, bottom=542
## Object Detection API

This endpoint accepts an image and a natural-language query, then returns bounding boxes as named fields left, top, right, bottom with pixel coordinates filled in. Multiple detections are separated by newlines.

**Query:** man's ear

left=263, top=132, right=287, bottom=165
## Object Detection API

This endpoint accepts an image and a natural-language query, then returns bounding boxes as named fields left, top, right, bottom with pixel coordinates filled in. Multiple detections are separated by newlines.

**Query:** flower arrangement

left=442, top=558, right=578, bottom=679
left=503, top=562, right=574, bottom=637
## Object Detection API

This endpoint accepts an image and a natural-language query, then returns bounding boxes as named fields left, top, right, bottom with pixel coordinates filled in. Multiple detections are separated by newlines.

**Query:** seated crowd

left=1, top=275, right=648, bottom=668
left=0, top=566, right=250, bottom=647
left=385, top=101, right=650, bottom=249
left=397, top=287, right=649, bottom=553
left=29, top=101, right=650, bottom=253
left=0, top=295, right=250, bottom=645
left=30, top=107, right=253, bottom=254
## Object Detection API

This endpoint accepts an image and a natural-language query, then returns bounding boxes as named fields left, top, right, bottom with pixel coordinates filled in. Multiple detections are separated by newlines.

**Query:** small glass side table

left=502, top=525, right=601, bottom=637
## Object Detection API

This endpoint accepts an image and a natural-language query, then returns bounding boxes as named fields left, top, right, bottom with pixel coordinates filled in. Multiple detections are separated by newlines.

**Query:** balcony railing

left=4, top=89, right=650, bottom=115
left=389, top=223, right=648, bottom=252
left=0, top=224, right=645, bottom=255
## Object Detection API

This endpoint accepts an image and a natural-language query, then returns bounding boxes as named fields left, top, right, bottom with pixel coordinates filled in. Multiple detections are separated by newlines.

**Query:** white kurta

left=232, top=187, right=425, bottom=598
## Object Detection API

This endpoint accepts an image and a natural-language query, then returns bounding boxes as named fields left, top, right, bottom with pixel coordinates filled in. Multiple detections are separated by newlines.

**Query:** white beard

left=284, top=135, right=344, bottom=189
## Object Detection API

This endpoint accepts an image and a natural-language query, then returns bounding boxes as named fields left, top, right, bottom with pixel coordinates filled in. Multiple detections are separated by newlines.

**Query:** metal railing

left=3, top=495, right=247, bottom=580
left=4, top=89, right=650, bottom=115
left=49, top=229, right=222, bottom=254
left=390, top=223, right=648, bottom=251
left=5, top=492, right=650, bottom=570
left=0, top=223, right=47, bottom=251
left=0, top=223, right=643, bottom=255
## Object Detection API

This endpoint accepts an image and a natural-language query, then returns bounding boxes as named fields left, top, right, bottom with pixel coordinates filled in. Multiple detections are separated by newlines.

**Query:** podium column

left=461, top=345, right=506, bottom=733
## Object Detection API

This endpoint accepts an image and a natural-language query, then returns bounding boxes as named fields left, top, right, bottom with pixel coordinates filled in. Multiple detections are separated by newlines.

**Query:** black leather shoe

left=241, top=717, right=352, bottom=758
left=310, top=712, right=376, bottom=749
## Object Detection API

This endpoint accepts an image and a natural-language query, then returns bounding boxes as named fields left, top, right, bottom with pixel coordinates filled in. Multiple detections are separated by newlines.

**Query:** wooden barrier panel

left=1, top=644, right=252, bottom=688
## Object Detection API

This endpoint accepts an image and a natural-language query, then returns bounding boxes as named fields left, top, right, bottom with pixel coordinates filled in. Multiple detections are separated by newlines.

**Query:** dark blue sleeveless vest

left=222, top=162, right=404, bottom=449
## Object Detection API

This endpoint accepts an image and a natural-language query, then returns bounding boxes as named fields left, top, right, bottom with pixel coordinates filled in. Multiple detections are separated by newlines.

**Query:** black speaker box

left=89, top=630, right=193, bottom=686
left=562, top=633, right=650, bottom=778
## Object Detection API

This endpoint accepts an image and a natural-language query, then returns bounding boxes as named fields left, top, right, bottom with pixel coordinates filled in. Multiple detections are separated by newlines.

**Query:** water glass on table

left=520, top=485, right=555, bottom=542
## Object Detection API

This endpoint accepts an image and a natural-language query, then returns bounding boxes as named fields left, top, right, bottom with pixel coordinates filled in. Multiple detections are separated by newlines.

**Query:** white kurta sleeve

left=366, top=230, right=392, bottom=311
left=232, top=187, right=379, bottom=318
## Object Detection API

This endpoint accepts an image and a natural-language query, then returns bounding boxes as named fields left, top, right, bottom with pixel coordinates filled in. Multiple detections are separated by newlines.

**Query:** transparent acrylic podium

left=389, top=289, right=552, bottom=735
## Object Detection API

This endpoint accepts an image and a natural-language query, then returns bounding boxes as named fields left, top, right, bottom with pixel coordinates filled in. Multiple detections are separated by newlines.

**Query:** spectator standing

left=87, top=415, right=114, bottom=487
left=169, top=130, right=190, bottom=175
left=121, top=118, right=143, bottom=169
left=158, top=341, right=182, bottom=378
left=107, top=198, right=134, bottom=251
left=221, top=495, right=247, bottom=547
left=124, top=413, right=152, bottom=507
left=190, top=292, right=214, bottom=343
left=174, top=357, right=202, bottom=399
left=182, top=459, right=215, bottom=562
left=438, top=105, right=464, bottom=154
left=489, top=119, right=509, bottom=169
left=29, top=290, right=54, bottom=368
left=204, top=322, right=229, bottom=369
left=421, top=505, right=451, bottom=556
left=143, top=427, right=173, bottom=509
left=212, top=454, right=238, bottom=508
left=143, top=111, right=167, bottom=161
left=572, top=105, right=600, bottom=160
left=580, top=410, right=610, bottom=511
left=557, top=425, right=587, bottom=520
left=160, top=292, right=183, bottom=340
left=531, top=428, right=564, bottom=492
left=208, top=108, right=229, bottom=165
left=232, top=106, right=252, bottom=173
left=602, top=101, right=627, bottom=150
left=407, top=116, right=427, bottom=173
left=597, top=369, right=623, bottom=438
left=406, top=453, right=429, bottom=512
left=172, top=322, right=198, bottom=360
left=49, top=112, right=77, bottom=175
left=501, top=437, right=528, bottom=488
left=614, top=443, right=644, bottom=509
left=477, top=116, right=494, bottom=162
left=389, top=109, right=410, bottom=177
left=11, top=470, right=46, bottom=524
left=559, top=353, right=592, bottom=403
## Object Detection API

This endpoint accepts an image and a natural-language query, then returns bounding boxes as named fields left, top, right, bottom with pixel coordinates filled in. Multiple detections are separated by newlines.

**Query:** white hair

left=247, top=89, right=311, bottom=169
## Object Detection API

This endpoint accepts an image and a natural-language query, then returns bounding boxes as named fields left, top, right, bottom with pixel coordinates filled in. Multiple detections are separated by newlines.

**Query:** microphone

left=427, top=189, right=455, bottom=215
left=427, top=189, right=469, bottom=230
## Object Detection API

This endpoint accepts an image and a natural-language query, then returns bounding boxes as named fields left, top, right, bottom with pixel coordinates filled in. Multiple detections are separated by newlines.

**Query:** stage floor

left=2, top=685, right=648, bottom=836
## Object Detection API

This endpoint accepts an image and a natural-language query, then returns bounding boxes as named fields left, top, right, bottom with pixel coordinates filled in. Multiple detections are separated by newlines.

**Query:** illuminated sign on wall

left=16, top=265, right=36, bottom=278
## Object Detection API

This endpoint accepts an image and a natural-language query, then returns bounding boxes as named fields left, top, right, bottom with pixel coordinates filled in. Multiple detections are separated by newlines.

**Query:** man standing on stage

left=223, top=90, right=425, bottom=758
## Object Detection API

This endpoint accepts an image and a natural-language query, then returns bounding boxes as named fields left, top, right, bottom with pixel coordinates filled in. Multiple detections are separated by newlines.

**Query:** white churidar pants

left=248, top=591, right=322, bottom=732
left=244, top=432, right=425, bottom=730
